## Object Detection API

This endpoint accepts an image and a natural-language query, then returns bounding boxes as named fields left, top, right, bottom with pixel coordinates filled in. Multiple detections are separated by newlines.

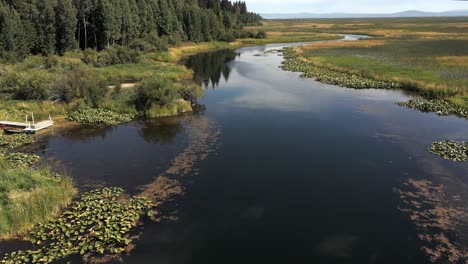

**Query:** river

left=34, top=36, right=468, bottom=263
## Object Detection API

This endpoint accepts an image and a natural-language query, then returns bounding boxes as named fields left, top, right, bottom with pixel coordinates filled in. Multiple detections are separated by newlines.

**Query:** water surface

left=38, top=37, right=468, bottom=263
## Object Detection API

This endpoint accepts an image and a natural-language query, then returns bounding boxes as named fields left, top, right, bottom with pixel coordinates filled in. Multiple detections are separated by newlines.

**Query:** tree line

left=0, top=0, right=262, bottom=59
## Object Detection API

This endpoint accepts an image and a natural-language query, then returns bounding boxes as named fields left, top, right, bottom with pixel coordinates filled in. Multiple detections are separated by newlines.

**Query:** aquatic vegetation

left=429, top=140, right=468, bottom=162
left=0, top=134, right=34, bottom=150
left=67, top=108, right=134, bottom=125
left=1, top=188, right=152, bottom=264
left=280, top=48, right=403, bottom=89
left=397, top=99, right=468, bottom=119
left=6, top=152, right=40, bottom=168
left=396, top=179, right=468, bottom=263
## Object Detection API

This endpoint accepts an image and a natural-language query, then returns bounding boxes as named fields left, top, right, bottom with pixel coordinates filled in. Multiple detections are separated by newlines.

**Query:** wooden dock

left=0, top=115, right=54, bottom=133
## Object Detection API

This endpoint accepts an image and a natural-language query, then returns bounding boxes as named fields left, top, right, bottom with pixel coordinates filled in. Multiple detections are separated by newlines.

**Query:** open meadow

left=249, top=18, right=468, bottom=107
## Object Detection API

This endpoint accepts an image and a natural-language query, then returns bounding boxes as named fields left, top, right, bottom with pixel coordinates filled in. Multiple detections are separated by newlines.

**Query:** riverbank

left=0, top=32, right=340, bottom=125
left=0, top=134, right=76, bottom=239
left=256, top=18, right=468, bottom=110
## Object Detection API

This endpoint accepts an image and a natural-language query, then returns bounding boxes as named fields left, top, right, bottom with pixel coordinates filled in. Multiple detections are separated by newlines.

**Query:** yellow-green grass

left=0, top=157, right=76, bottom=238
left=96, top=60, right=193, bottom=85
left=256, top=18, right=468, bottom=107
left=0, top=100, right=73, bottom=122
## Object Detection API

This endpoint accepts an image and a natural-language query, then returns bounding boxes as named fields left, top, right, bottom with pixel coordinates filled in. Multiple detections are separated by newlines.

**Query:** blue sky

left=246, top=0, right=468, bottom=13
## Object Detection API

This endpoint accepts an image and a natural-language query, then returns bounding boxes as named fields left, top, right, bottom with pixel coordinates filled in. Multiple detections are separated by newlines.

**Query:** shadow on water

left=183, top=49, right=239, bottom=89
left=33, top=117, right=192, bottom=193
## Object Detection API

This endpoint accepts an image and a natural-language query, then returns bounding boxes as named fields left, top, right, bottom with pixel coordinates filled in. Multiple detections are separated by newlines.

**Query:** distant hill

left=261, top=10, right=468, bottom=19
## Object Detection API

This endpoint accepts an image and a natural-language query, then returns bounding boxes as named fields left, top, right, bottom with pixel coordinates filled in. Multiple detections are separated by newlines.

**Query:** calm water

left=38, top=37, right=468, bottom=263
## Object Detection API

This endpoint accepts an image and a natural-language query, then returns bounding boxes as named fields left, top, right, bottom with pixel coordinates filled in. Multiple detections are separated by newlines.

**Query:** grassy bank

left=257, top=18, right=468, bottom=109
left=0, top=134, right=76, bottom=238
left=2, top=188, right=152, bottom=263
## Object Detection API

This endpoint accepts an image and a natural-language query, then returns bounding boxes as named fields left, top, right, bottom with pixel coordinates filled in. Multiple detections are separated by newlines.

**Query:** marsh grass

left=0, top=158, right=76, bottom=238
left=261, top=18, right=468, bottom=107
left=254, top=18, right=468, bottom=107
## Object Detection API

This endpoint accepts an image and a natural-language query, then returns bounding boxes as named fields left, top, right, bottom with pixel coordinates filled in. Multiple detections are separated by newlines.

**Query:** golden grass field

left=249, top=18, right=468, bottom=107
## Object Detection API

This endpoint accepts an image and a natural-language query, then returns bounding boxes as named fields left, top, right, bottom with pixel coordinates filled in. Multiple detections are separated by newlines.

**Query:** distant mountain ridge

left=261, top=10, right=468, bottom=19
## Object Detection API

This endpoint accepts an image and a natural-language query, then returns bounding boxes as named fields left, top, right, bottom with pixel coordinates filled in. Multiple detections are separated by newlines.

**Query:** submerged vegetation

left=429, top=141, right=468, bottom=162
left=1, top=188, right=152, bottom=264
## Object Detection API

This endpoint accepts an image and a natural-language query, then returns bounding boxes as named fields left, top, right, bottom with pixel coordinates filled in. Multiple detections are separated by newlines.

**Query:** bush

left=135, top=76, right=178, bottom=114
left=96, top=46, right=141, bottom=67
left=13, top=71, right=53, bottom=100
left=53, top=64, right=108, bottom=106
left=177, top=83, right=204, bottom=104
left=220, top=30, right=236, bottom=42
left=142, top=32, right=169, bottom=51
left=81, top=48, right=98, bottom=65
left=255, top=31, right=267, bottom=39
left=128, top=38, right=154, bottom=52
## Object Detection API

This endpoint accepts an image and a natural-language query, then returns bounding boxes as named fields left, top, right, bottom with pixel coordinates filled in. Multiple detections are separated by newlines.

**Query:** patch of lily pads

left=1, top=187, right=152, bottom=264
left=67, top=108, right=134, bottom=126
left=6, top=152, right=40, bottom=168
left=280, top=48, right=402, bottom=89
left=429, top=140, right=468, bottom=162
left=0, top=134, right=34, bottom=150
left=397, top=99, right=468, bottom=119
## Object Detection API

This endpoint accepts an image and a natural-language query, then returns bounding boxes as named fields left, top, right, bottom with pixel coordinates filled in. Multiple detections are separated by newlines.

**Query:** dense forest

left=0, top=0, right=262, bottom=59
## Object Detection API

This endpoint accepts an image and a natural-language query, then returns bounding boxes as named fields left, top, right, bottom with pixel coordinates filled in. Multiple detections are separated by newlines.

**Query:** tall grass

left=260, top=18, right=468, bottom=107
left=0, top=157, right=76, bottom=238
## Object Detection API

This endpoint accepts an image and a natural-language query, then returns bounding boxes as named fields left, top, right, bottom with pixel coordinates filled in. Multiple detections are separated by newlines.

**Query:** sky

left=246, top=0, right=468, bottom=14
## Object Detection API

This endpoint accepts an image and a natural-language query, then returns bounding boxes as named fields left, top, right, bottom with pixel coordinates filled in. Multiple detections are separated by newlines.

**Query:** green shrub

left=220, top=30, right=236, bottom=42
left=94, top=46, right=141, bottom=67
left=81, top=49, right=98, bottom=65
left=53, top=64, right=108, bottom=106
left=177, top=83, right=204, bottom=104
left=256, top=31, right=267, bottom=39
left=134, top=76, right=178, bottom=114
left=13, top=71, right=53, bottom=100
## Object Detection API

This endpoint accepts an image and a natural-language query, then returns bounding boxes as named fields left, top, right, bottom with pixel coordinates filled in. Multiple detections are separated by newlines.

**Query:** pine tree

left=55, top=0, right=77, bottom=55
left=35, top=0, right=56, bottom=55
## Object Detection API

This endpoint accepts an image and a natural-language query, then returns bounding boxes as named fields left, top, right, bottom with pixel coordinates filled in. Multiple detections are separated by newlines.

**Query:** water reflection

left=35, top=118, right=190, bottom=192
left=138, top=118, right=183, bottom=144
left=184, top=49, right=239, bottom=88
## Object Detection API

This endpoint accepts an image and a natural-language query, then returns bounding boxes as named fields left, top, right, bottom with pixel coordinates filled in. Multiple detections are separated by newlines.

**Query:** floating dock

left=0, top=114, right=54, bottom=133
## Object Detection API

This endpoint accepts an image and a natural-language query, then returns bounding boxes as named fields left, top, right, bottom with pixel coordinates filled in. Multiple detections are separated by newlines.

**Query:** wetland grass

left=0, top=157, right=76, bottom=238
left=1, top=188, right=152, bottom=264
left=281, top=48, right=402, bottom=89
left=265, top=18, right=468, bottom=108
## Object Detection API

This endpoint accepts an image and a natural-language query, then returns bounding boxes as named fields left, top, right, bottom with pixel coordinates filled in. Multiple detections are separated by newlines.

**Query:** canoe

left=3, top=128, right=35, bottom=134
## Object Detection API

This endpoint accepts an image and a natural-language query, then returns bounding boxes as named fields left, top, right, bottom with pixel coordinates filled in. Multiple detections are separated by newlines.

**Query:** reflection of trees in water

left=138, top=118, right=183, bottom=144
left=185, top=49, right=238, bottom=89
left=62, top=126, right=115, bottom=142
